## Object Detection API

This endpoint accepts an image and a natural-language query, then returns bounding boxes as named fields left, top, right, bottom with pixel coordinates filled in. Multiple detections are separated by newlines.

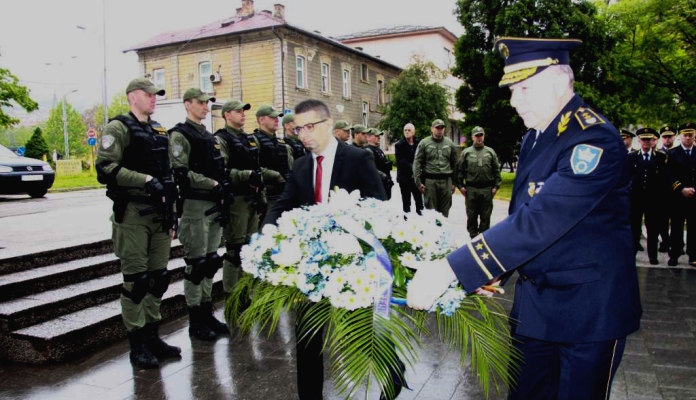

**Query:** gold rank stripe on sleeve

left=673, top=181, right=682, bottom=191
left=465, top=236, right=507, bottom=280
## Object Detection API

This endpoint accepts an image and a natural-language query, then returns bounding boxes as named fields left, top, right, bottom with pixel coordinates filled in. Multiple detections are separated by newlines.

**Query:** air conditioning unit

left=209, top=72, right=222, bottom=83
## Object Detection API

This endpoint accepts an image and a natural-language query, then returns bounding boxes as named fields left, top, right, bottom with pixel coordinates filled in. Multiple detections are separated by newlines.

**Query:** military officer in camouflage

left=350, top=124, right=369, bottom=148
left=281, top=113, right=307, bottom=164
left=456, top=126, right=502, bottom=238
left=254, top=105, right=292, bottom=222
left=169, top=88, right=229, bottom=341
left=214, top=100, right=269, bottom=295
left=365, top=128, right=394, bottom=199
left=96, top=78, right=181, bottom=369
left=413, top=119, right=458, bottom=217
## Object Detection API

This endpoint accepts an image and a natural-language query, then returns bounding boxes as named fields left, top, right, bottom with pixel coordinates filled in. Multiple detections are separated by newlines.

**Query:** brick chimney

left=273, top=4, right=285, bottom=20
left=239, top=0, right=254, bottom=16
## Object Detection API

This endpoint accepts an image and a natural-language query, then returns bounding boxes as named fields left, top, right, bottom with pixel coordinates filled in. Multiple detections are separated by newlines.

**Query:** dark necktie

left=687, top=149, right=692, bottom=157
left=644, top=153, right=649, bottom=162
left=314, top=156, right=324, bottom=203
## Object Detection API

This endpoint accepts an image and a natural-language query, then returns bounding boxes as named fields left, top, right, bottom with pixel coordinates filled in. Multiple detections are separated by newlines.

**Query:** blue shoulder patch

left=571, top=144, right=603, bottom=175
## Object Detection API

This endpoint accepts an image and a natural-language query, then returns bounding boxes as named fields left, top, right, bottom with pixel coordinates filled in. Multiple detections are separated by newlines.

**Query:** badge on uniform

left=172, top=144, right=183, bottom=157
left=571, top=144, right=603, bottom=174
left=527, top=182, right=544, bottom=197
left=101, top=135, right=115, bottom=149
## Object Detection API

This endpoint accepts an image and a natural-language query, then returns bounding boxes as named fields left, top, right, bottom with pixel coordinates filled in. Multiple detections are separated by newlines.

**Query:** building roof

left=335, top=25, right=458, bottom=44
left=124, top=10, right=401, bottom=71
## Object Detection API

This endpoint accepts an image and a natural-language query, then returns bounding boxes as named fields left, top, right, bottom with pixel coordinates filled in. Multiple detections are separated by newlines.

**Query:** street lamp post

left=77, top=0, right=108, bottom=133
left=62, top=89, right=78, bottom=159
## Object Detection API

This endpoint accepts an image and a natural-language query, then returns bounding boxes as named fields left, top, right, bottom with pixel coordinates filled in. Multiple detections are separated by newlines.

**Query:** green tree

left=0, top=124, right=35, bottom=148
left=0, top=68, right=39, bottom=128
left=44, top=100, right=87, bottom=159
left=606, top=0, right=696, bottom=126
left=24, top=127, right=49, bottom=160
left=378, top=59, right=449, bottom=142
left=452, top=0, right=627, bottom=154
left=91, top=93, right=130, bottom=134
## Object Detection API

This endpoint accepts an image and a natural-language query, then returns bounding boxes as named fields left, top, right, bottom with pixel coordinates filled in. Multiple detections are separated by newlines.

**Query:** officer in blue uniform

left=666, top=122, right=696, bottom=266
left=407, top=37, right=642, bottom=400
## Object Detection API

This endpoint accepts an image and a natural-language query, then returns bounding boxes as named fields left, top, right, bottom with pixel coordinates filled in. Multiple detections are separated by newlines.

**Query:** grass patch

left=496, top=172, right=515, bottom=201
left=50, top=170, right=103, bottom=191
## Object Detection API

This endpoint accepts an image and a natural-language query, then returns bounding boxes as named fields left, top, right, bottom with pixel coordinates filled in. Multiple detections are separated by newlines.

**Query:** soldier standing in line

left=657, top=125, right=676, bottom=253
left=628, top=128, right=667, bottom=265
left=281, top=113, right=307, bottom=164
left=350, top=124, right=369, bottom=148
left=214, top=100, right=269, bottom=295
left=455, top=126, right=502, bottom=238
left=413, top=119, right=458, bottom=217
left=333, top=120, right=352, bottom=145
left=620, top=129, right=636, bottom=153
left=667, top=122, right=696, bottom=266
left=394, top=123, right=423, bottom=214
left=365, top=128, right=394, bottom=199
left=96, top=78, right=180, bottom=369
left=253, top=105, right=292, bottom=222
left=169, top=88, right=229, bottom=341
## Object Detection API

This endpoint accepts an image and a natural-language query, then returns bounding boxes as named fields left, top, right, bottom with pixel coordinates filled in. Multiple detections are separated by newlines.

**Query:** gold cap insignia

left=499, top=43, right=509, bottom=59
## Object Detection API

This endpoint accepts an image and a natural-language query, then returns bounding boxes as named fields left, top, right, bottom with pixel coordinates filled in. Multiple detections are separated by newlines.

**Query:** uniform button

left=521, top=275, right=528, bottom=281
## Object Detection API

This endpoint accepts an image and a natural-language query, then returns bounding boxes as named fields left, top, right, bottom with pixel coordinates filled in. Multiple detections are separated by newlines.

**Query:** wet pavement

left=1, top=187, right=696, bottom=399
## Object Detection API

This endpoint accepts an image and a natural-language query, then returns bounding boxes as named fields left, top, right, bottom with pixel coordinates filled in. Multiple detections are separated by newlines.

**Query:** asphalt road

left=0, top=189, right=112, bottom=257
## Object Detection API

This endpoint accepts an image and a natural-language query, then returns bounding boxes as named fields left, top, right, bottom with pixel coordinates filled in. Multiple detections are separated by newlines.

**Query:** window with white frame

left=296, top=56, right=306, bottom=88
left=342, top=69, right=351, bottom=98
left=153, top=68, right=165, bottom=98
left=199, top=62, right=213, bottom=93
left=362, top=101, right=369, bottom=125
left=321, top=63, right=330, bottom=93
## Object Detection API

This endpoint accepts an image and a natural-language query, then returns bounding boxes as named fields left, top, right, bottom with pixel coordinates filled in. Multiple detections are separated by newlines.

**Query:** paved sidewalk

left=0, top=187, right=695, bottom=399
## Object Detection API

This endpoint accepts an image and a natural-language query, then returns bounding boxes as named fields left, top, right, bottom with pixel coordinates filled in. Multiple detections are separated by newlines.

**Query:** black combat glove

left=145, top=177, right=164, bottom=197
left=248, top=170, right=263, bottom=188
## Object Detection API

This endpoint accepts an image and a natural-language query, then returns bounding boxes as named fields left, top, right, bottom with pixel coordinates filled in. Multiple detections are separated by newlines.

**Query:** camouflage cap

left=472, top=126, right=485, bottom=136
left=125, top=78, right=165, bottom=96
left=333, top=120, right=352, bottom=130
left=256, top=104, right=283, bottom=118
left=659, top=125, right=676, bottom=137
left=365, top=128, right=383, bottom=136
left=431, top=119, right=446, bottom=128
left=281, top=113, right=294, bottom=125
left=351, top=124, right=367, bottom=133
left=183, top=88, right=215, bottom=103
left=221, top=100, right=251, bottom=114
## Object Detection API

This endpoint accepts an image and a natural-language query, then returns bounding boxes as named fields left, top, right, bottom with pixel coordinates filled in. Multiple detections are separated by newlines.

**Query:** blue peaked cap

left=494, top=37, right=582, bottom=87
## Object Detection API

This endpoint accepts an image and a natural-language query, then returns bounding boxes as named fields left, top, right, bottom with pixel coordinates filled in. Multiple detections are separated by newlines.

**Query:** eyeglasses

left=293, top=119, right=328, bottom=135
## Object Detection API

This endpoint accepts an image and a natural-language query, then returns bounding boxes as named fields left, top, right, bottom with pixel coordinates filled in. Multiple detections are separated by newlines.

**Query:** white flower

left=271, top=239, right=303, bottom=266
left=324, top=232, right=363, bottom=255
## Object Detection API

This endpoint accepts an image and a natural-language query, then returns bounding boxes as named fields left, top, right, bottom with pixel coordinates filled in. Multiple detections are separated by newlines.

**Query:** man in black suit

left=667, top=122, right=696, bottom=266
left=262, top=100, right=401, bottom=400
left=394, top=123, right=423, bottom=214
left=628, top=128, right=668, bottom=264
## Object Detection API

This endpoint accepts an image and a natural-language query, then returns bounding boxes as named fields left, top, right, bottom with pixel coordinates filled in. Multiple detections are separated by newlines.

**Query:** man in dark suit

left=262, top=100, right=402, bottom=400
left=628, top=128, right=668, bottom=264
left=395, top=123, right=423, bottom=214
left=407, top=37, right=642, bottom=400
left=667, top=122, right=696, bottom=266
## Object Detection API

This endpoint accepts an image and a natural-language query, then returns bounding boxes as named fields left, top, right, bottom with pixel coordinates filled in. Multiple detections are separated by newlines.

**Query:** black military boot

left=127, top=328, right=159, bottom=369
left=201, top=301, right=230, bottom=335
left=188, top=306, right=217, bottom=341
left=145, top=322, right=182, bottom=360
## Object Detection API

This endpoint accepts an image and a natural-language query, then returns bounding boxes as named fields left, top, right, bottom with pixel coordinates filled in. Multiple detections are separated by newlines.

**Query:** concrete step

left=0, top=239, right=113, bottom=276
left=0, top=241, right=184, bottom=302
left=0, top=258, right=187, bottom=331
left=2, top=271, right=226, bottom=364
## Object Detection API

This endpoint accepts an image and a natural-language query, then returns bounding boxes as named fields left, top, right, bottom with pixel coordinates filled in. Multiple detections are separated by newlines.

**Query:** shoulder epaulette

left=574, top=107, right=606, bottom=130
left=150, top=120, right=168, bottom=135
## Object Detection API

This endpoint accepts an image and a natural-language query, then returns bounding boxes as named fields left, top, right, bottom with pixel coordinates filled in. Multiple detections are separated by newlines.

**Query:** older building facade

left=125, top=1, right=400, bottom=133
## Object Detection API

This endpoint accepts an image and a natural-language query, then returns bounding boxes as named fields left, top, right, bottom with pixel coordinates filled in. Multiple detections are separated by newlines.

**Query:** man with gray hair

left=408, top=37, right=641, bottom=399
left=394, top=123, right=423, bottom=214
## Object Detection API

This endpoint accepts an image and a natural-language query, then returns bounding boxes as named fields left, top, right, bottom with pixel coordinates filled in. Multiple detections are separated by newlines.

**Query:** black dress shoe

left=649, top=258, right=659, bottom=265
left=668, top=258, right=679, bottom=266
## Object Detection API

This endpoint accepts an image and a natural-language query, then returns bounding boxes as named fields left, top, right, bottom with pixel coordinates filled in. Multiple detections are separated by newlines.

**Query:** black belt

left=465, top=181, right=495, bottom=189
left=181, top=191, right=216, bottom=202
left=423, top=172, right=452, bottom=180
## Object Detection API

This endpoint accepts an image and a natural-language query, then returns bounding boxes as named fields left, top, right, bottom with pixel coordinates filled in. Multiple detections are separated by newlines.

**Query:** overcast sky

left=0, top=0, right=463, bottom=119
